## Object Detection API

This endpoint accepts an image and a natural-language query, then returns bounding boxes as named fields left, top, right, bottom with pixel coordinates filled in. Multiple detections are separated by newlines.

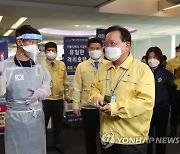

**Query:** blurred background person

left=162, top=55, right=167, bottom=68
left=72, top=37, right=109, bottom=154
left=141, top=55, right=147, bottom=64
left=61, top=54, right=64, bottom=62
left=146, top=47, right=176, bottom=154
left=43, top=42, right=70, bottom=153
left=166, top=44, right=180, bottom=137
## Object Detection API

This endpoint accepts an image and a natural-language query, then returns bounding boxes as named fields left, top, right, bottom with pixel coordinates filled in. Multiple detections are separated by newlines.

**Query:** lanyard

left=16, top=58, right=33, bottom=68
left=110, top=69, right=127, bottom=95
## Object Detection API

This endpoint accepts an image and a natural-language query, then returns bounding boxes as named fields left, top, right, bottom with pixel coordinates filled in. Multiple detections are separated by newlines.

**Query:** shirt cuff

left=72, top=102, right=80, bottom=109
left=109, top=102, right=118, bottom=117
left=110, top=101, right=125, bottom=117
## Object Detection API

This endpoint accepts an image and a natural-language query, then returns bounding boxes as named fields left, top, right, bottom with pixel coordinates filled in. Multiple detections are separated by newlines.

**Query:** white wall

left=131, top=34, right=180, bottom=61
left=176, top=35, right=180, bottom=46
left=57, top=45, right=64, bottom=60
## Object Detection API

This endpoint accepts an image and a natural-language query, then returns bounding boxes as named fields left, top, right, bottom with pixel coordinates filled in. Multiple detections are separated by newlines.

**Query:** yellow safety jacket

left=89, top=54, right=155, bottom=144
left=43, top=60, right=69, bottom=100
left=166, top=56, right=180, bottom=90
left=72, top=58, right=109, bottom=109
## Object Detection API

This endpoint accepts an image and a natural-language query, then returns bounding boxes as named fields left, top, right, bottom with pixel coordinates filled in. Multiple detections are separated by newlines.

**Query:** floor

left=0, top=123, right=180, bottom=154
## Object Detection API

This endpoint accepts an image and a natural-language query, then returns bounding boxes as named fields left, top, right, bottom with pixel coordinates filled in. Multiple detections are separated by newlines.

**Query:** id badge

left=103, top=95, right=111, bottom=106
left=110, top=94, right=116, bottom=103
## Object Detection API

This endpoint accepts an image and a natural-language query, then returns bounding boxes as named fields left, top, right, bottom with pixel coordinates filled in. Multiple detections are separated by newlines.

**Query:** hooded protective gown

left=0, top=56, right=51, bottom=154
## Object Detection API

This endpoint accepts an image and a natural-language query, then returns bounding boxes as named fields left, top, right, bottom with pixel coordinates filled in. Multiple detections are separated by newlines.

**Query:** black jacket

left=153, top=67, right=176, bottom=111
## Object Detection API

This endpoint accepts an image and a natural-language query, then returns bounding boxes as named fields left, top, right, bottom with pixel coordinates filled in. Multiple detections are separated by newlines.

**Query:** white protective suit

left=0, top=56, right=51, bottom=154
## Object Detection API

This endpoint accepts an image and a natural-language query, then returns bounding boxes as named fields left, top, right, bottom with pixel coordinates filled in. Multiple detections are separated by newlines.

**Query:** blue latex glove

left=26, top=89, right=42, bottom=105
left=0, top=54, right=4, bottom=74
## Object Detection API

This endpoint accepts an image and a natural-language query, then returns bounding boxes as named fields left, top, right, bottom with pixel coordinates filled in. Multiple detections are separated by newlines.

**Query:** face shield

left=16, top=34, right=42, bottom=62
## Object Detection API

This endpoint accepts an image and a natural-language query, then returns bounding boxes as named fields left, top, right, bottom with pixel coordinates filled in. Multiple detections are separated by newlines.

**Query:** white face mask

left=89, top=50, right=102, bottom=60
left=22, top=44, right=40, bottom=57
left=46, top=51, right=57, bottom=60
left=148, top=58, right=160, bottom=68
left=176, top=52, right=180, bottom=57
left=105, top=47, right=122, bottom=62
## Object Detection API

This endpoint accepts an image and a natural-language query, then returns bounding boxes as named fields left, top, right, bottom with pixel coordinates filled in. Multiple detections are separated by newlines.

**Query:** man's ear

left=126, top=42, right=131, bottom=47
left=16, top=39, right=22, bottom=46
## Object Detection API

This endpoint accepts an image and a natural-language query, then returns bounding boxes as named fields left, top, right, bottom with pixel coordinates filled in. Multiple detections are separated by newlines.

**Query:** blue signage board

left=0, top=39, right=8, bottom=59
left=96, top=29, right=106, bottom=42
left=64, top=37, right=89, bottom=75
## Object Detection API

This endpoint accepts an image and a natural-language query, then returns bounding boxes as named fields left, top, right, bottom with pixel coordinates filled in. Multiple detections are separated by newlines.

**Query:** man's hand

left=100, top=104, right=111, bottom=115
left=0, top=54, right=5, bottom=74
left=65, top=97, right=71, bottom=103
left=92, top=97, right=111, bottom=115
left=73, top=109, right=81, bottom=117
left=91, top=97, right=104, bottom=106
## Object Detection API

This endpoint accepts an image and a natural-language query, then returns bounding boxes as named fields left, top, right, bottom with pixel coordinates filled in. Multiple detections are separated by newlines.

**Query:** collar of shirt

left=89, top=58, right=103, bottom=66
left=91, top=58, right=101, bottom=64
left=14, top=56, right=35, bottom=67
left=106, top=53, right=134, bottom=71
left=86, top=58, right=99, bottom=66
left=46, top=59, right=56, bottom=66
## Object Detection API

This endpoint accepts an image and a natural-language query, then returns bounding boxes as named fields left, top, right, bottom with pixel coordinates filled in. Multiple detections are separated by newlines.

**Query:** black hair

left=145, top=46, right=164, bottom=67
left=163, top=55, right=167, bottom=61
left=175, top=44, right=180, bottom=50
left=141, top=55, right=146, bottom=60
left=45, top=42, right=57, bottom=50
left=88, top=37, right=103, bottom=47
left=105, top=25, right=131, bottom=44
left=16, top=25, right=40, bottom=37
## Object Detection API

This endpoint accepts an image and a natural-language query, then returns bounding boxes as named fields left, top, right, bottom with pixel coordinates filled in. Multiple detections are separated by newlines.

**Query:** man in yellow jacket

left=43, top=42, right=70, bottom=153
left=166, top=44, right=180, bottom=137
left=72, top=37, right=109, bottom=154
left=89, top=26, right=155, bottom=154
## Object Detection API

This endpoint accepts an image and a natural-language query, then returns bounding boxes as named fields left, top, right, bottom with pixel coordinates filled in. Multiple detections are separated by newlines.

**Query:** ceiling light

left=75, top=25, right=79, bottom=27
left=3, top=17, right=27, bottom=36
left=11, top=17, right=27, bottom=29
left=132, top=35, right=150, bottom=40
left=86, top=25, right=90, bottom=27
left=162, top=3, right=180, bottom=11
left=0, top=16, right=3, bottom=22
left=39, top=28, right=96, bottom=36
left=3, top=30, right=14, bottom=37
left=39, top=26, right=136, bottom=36
left=124, top=27, right=136, bottom=33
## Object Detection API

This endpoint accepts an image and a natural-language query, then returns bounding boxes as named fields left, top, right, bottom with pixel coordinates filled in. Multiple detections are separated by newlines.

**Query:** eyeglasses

left=103, top=41, right=123, bottom=47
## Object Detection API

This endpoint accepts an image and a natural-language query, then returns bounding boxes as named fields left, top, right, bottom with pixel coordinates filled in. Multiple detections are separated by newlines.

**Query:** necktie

left=51, top=62, right=54, bottom=67
left=94, top=61, right=99, bottom=69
